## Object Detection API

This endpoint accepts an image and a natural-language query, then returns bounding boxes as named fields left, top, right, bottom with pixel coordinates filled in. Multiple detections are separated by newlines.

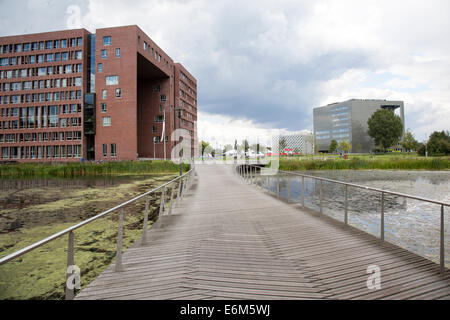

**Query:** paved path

left=76, top=164, right=450, bottom=300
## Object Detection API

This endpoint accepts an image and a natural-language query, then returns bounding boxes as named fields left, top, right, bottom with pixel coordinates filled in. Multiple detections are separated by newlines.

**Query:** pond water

left=0, top=175, right=174, bottom=233
left=257, top=170, right=450, bottom=267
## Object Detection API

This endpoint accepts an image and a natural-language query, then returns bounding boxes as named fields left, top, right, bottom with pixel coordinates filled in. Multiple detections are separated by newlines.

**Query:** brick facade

left=0, top=25, right=197, bottom=162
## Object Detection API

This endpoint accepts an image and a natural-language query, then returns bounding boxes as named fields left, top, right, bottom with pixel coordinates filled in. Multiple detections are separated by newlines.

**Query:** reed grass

left=277, top=157, right=450, bottom=171
left=0, top=160, right=190, bottom=178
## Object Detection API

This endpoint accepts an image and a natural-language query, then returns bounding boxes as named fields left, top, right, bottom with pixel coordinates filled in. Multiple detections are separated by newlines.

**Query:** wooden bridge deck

left=76, top=164, right=450, bottom=300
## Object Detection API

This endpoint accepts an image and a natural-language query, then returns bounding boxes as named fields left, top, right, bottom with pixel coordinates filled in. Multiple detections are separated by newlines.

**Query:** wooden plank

left=76, top=164, right=448, bottom=300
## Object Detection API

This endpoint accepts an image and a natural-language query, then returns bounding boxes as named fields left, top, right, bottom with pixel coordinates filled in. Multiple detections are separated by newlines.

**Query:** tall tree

left=329, top=140, right=338, bottom=153
left=242, top=139, right=249, bottom=153
left=200, top=140, right=210, bottom=156
left=234, top=139, right=237, bottom=151
left=401, top=130, right=419, bottom=152
left=367, top=109, right=403, bottom=151
left=420, top=131, right=450, bottom=156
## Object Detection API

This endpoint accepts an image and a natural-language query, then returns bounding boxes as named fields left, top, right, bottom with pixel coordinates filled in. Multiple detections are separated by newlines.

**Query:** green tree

left=427, top=131, right=450, bottom=155
left=329, top=140, right=338, bottom=153
left=367, top=109, right=403, bottom=151
left=200, top=141, right=210, bottom=156
left=279, top=137, right=287, bottom=153
left=401, top=130, right=419, bottom=152
left=242, top=139, right=249, bottom=153
left=339, top=140, right=352, bottom=153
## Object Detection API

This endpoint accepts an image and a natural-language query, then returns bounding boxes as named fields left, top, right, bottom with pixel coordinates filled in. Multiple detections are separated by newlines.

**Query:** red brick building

left=0, top=25, right=198, bottom=162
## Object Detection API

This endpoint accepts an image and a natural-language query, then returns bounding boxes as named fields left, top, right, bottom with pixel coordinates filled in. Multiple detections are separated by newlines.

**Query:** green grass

left=276, top=156, right=450, bottom=171
left=0, top=160, right=190, bottom=178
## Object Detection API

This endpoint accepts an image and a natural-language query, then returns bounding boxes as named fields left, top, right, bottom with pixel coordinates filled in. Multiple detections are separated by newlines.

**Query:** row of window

left=180, top=71, right=196, bottom=88
left=1, top=104, right=82, bottom=118
left=0, top=38, right=83, bottom=55
left=101, top=88, right=122, bottom=99
left=100, top=48, right=120, bottom=60
left=178, top=79, right=196, bottom=96
left=1, top=145, right=82, bottom=159
left=0, top=131, right=82, bottom=143
left=1, top=77, right=82, bottom=92
left=141, top=38, right=168, bottom=67
left=0, top=64, right=82, bottom=80
left=0, top=51, right=82, bottom=67
left=1, top=90, right=82, bottom=105
left=102, top=143, right=117, bottom=157
left=332, top=106, right=349, bottom=112
left=1, top=116, right=82, bottom=130
left=316, top=133, right=350, bottom=140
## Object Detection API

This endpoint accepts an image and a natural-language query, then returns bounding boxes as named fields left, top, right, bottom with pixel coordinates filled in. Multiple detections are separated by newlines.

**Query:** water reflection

left=255, top=170, right=450, bottom=267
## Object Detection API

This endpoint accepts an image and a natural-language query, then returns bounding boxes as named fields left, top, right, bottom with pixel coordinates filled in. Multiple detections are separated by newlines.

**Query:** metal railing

left=0, top=166, right=196, bottom=300
left=236, top=164, right=449, bottom=274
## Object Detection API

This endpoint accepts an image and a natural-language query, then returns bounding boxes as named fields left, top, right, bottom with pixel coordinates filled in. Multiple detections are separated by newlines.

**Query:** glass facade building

left=313, top=99, right=405, bottom=153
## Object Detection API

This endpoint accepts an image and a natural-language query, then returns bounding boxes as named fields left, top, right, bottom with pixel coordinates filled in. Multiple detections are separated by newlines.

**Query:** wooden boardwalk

left=76, top=164, right=450, bottom=300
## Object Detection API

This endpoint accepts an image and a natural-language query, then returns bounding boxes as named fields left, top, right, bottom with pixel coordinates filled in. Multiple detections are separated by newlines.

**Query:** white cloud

left=1, top=0, right=448, bottom=145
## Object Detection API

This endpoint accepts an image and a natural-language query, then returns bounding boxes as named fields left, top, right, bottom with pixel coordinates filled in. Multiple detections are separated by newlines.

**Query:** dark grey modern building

left=313, top=99, right=405, bottom=153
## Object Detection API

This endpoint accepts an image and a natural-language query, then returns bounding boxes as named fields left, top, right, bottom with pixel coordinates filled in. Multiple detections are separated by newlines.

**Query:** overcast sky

left=1, top=0, right=449, bottom=147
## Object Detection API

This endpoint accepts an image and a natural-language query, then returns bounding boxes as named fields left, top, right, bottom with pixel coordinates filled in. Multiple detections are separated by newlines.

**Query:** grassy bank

left=0, top=160, right=190, bottom=178
left=276, top=156, right=450, bottom=171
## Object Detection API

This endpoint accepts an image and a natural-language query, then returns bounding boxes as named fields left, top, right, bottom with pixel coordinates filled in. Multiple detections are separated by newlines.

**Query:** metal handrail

left=0, top=166, right=195, bottom=299
left=236, top=164, right=448, bottom=273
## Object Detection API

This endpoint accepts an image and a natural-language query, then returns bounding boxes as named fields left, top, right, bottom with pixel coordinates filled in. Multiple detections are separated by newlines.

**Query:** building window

left=152, top=125, right=157, bottom=133
left=115, top=48, right=120, bottom=57
left=101, top=103, right=107, bottom=112
left=102, top=144, right=107, bottom=157
left=98, top=63, right=103, bottom=72
left=110, top=144, right=117, bottom=157
left=160, top=95, right=166, bottom=102
left=102, top=116, right=111, bottom=126
left=153, top=85, right=160, bottom=92
left=101, top=49, right=107, bottom=58
left=103, top=36, right=111, bottom=46
left=77, top=37, right=82, bottom=46
left=154, top=115, right=164, bottom=122
left=61, top=39, right=67, bottom=48
left=102, top=89, right=107, bottom=99
left=106, top=75, right=119, bottom=85
left=115, top=88, right=122, bottom=98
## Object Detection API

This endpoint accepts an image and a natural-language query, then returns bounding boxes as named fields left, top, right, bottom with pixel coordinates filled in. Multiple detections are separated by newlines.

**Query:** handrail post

left=277, top=175, right=280, bottom=198
left=287, top=178, right=291, bottom=203
left=441, top=205, right=445, bottom=273
left=301, top=176, right=305, bottom=208
left=250, top=167, right=253, bottom=185
left=381, top=192, right=385, bottom=242
left=319, top=179, right=323, bottom=216
left=177, top=179, right=182, bottom=206
left=65, top=230, right=75, bottom=300
left=344, top=185, right=348, bottom=226
left=168, top=183, right=175, bottom=215
left=115, top=208, right=124, bottom=272
left=141, top=194, right=149, bottom=245
left=158, top=186, right=166, bottom=228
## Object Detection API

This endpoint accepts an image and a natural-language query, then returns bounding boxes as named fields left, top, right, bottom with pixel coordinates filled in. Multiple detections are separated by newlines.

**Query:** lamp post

left=175, top=107, right=183, bottom=175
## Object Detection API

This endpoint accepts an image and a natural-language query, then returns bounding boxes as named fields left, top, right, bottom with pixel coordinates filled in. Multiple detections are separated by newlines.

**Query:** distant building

left=313, top=99, right=405, bottom=153
left=273, top=132, right=314, bottom=154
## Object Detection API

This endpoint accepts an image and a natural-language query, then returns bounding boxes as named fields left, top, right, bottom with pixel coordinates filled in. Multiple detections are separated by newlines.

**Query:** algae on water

left=0, top=173, right=178, bottom=300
